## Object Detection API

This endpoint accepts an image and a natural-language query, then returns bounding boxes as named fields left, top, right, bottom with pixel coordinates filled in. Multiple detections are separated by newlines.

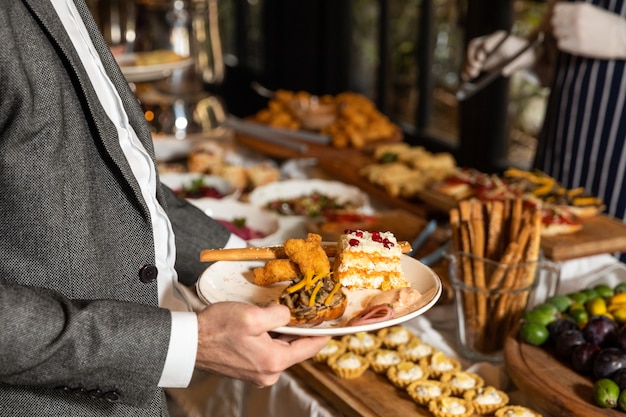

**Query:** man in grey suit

left=0, top=1, right=329, bottom=416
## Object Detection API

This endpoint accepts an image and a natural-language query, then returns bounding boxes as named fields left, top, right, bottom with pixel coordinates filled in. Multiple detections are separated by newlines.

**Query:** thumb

left=256, top=302, right=292, bottom=331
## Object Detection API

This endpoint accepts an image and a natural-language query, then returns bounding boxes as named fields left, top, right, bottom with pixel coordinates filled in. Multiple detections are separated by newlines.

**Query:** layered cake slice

left=333, top=229, right=409, bottom=290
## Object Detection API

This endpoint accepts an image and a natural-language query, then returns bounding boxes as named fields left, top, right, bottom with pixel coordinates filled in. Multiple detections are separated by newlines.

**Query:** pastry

left=366, top=349, right=403, bottom=374
left=386, top=361, right=428, bottom=389
left=398, top=337, right=437, bottom=362
left=327, top=351, right=369, bottom=379
left=406, top=380, right=451, bottom=406
left=377, top=325, right=413, bottom=349
left=439, top=370, right=484, bottom=396
left=420, top=351, right=461, bottom=378
left=494, top=405, right=542, bottom=417
left=428, top=396, right=475, bottom=417
left=333, top=229, right=408, bottom=290
left=313, top=339, right=346, bottom=363
left=342, top=332, right=382, bottom=355
left=464, top=386, right=509, bottom=415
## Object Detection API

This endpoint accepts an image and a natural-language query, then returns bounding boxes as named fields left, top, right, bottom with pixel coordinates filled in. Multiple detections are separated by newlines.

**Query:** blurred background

left=87, top=0, right=549, bottom=173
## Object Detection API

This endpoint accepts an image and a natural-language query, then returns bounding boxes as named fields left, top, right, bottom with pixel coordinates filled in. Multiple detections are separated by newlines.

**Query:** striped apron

left=534, top=0, right=626, bottom=259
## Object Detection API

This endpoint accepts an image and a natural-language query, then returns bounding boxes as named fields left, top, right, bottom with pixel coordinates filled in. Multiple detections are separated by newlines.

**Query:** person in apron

left=463, top=0, right=626, bottom=261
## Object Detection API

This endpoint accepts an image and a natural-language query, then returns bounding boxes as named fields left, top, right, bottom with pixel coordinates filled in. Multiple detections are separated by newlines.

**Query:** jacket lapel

left=20, top=0, right=160, bottom=216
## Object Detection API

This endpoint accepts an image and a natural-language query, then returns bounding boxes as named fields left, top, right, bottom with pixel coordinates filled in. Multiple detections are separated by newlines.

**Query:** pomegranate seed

left=349, top=239, right=359, bottom=247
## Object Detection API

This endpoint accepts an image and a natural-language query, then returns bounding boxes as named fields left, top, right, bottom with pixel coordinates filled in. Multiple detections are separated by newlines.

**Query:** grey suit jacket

left=0, top=1, right=230, bottom=415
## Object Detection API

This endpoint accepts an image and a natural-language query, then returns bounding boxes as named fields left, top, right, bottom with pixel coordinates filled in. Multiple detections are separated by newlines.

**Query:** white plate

left=117, top=53, right=194, bottom=83
left=247, top=179, right=371, bottom=215
left=196, top=255, right=442, bottom=336
left=160, top=173, right=239, bottom=199
left=190, top=199, right=281, bottom=246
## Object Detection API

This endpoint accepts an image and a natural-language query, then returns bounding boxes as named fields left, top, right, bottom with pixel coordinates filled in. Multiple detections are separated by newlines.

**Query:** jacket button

left=139, top=264, right=158, bottom=283
left=88, top=389, right=103, bottom=399
left=103, top=391, right=120, bottom=403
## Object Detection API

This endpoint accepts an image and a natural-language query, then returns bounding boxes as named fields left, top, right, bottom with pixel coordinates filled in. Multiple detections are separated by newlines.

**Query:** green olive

left=593, top=378, right=619, bottom=408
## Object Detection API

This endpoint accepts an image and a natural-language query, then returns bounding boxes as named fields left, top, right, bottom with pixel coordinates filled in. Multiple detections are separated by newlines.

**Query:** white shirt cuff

left=158, top=311, right=198, bottom=387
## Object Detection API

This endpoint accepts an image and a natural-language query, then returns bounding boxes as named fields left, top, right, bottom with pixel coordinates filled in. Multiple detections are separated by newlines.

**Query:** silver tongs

left=456, top=31, right=545, bottom=101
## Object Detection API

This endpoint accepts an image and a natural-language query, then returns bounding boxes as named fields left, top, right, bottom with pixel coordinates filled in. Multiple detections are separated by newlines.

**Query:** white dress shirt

left=50, top=0, right=243, bottom=388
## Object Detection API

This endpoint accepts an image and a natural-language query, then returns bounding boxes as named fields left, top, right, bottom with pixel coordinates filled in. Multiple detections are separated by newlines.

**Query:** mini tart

left=494, top=405, right=542, bottom=417
left=398, top=338, right=437, bottom=362
left=327, top=351, right=369, bottom=379
left=406, top=380, right=451, bottom=406
left=377, top=325, right=413, bottom=348
left=313, top=338, right=347, bottom=363
left=464, top=386, right=509, bottom=415
left=342, top=331, right=382, bottom=355
left=386, top=361, right=428, bottom=389
left=439, top=370, right=484, bottom=396
left=428, top=396, right=475, bottom=417
left=365, top=349, right=403, bottom=373
left=420, top=351, right=461, bottom=379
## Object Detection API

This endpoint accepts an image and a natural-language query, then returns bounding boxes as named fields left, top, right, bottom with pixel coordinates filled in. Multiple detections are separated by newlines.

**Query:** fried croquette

left=284, top=233, right=331, bottom=276
left=252, top=259, right=299, bottom=286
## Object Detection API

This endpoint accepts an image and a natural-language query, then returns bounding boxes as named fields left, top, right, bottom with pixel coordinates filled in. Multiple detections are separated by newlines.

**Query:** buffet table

left=162, top=131, right=626, bottom=417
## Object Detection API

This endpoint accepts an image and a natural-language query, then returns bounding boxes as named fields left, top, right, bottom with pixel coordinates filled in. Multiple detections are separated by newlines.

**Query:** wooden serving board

left=306, top=209, right=429, bottom=243
left=541, top=215, right=626, bottom=261
left=290, top=360, right=481, bottom=417
left=504, top=333, right=622, bottom=417
left=234, top=130, right=402, bottom=160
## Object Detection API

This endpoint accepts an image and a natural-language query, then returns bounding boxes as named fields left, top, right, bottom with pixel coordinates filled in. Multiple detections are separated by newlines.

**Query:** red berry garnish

left=349, top=239, right=359, bottom=247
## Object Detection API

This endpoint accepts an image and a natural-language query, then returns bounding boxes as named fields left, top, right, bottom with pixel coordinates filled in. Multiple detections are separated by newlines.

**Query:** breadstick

left=491, top=219, right=531, bottom=341
left=507, top=209, right=544, bottom=328
left=509, top=198, right=523, bottom=241
left=486, top=200, right=504, bottom=260
left=201, top=241, right=412, bottom=262
left=487, top=241, right=519, bottom=290
left=449, top=208, right=462, bottom=254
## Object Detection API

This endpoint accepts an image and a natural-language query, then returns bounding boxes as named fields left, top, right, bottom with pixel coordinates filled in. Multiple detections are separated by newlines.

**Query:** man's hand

left=462, top=30, right=538, bottom=81
left=551, top=2, right=626, bottom=59
left=195, top=301, right=329, bottom=387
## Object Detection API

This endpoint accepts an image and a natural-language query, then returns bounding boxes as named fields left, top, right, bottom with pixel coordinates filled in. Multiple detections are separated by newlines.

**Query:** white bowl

left=247, top=179, right=370, bottom=216
left=159, top=173, right=239, bottom=199
left=152, top=135, right=200, bottom=161
left=190, top=199, right=282, bottom=246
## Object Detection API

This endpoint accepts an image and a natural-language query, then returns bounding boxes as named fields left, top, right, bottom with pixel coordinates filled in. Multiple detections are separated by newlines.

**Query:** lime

left=594, top=283, right=615, bottom=299
left=618, top=388, right=626, bottom=412
left=569, top=292, right=588, bottom=305
left=523, top=308, right=558, bottom=327
left=546, top=294, right=573, bottom=312
left=534, top=302, right=559, bottom=315
left=593, top=378, right=619, bottom=408
left=568, top=301, right=586, bottom=312
left=582, top=288, right=599, bottom=301
left=569, top=307, right=589, bottom=327
left=615, top=283, right=626, bottom=294
left=519, top=321, right=549, bottom=346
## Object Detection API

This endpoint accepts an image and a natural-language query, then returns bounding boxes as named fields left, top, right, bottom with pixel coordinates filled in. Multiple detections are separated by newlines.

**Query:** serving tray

left=291, top=360, right=481, bottom=417
left=504, top=332, right=623, bottom=416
